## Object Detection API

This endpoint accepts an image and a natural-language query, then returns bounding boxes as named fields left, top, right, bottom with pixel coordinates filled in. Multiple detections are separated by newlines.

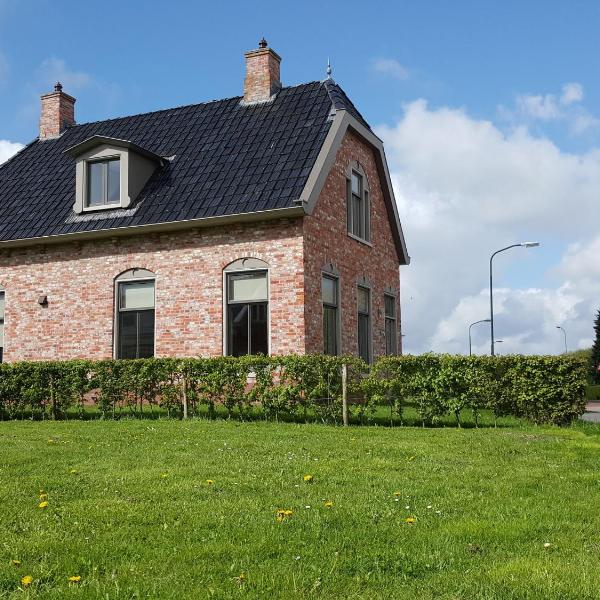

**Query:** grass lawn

left=0, top=419, right=599, bottom=599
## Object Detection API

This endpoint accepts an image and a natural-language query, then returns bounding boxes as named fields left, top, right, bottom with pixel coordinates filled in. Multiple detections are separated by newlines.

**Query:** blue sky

left=1, top=0, right=599, bottom=354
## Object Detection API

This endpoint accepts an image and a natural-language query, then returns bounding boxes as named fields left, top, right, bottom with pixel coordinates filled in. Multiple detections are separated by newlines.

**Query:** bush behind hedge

left=0, top=354, right=588, bottom=425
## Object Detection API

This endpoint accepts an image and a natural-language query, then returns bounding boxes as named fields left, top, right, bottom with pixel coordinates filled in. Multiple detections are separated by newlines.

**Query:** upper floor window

left=0, top=290, right=4, bottom=363
left=322, top=274, right=339, bottom=355
left=225, top=259, right=269, bottom=357
left=87, top=158, right=120, bottom=207
left=347, top=168, right=370, bottom=242
left=357, top=285, right=371, bottom=363
left=115, top=269, right=155, bottom=359
left=384, top=294, right=397, bottom=355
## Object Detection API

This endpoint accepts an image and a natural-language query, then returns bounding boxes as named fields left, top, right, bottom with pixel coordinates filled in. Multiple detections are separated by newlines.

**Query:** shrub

left=0, top=354, right=588, bottom=425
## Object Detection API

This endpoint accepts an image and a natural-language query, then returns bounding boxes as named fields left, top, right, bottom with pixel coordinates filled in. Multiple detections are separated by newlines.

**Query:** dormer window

left=65, top=136, right=165, bottom=214
left=87, top=158, right=121, bottom=207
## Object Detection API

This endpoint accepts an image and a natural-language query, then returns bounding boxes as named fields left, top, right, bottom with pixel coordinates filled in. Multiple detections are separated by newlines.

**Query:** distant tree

left=590, top=309, right=600, bottom=384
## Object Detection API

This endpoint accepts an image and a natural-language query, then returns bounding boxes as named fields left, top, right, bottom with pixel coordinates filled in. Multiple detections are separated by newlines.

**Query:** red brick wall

left=302, top=129, right=401, bottom=359
left=0, top=219, right=305, bottom=361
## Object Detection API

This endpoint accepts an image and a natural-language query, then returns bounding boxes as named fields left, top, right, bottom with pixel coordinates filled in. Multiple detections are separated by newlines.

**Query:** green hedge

left=0, top=354, right=588, bottom=425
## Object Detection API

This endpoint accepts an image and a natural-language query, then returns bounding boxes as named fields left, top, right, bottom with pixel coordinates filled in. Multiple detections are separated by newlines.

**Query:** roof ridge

left=70, top=81, right=324, bottom=130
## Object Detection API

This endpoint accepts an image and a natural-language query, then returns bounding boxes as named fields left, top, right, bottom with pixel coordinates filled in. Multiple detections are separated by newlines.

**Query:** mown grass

left=0, top=418, right=599, bottom=599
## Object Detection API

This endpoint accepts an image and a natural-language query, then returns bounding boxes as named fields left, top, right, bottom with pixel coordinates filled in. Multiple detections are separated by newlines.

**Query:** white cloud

left=372, top=58, right=409, bottom=80
left=36, top=57, right=93, bottom=90
left=376, top=100, right=600, bottom=354
left=560, top=82, right=583, bottom=105
left=0, top=139, right=23, bottom=164
left=505, top=82, right=599, bottom=134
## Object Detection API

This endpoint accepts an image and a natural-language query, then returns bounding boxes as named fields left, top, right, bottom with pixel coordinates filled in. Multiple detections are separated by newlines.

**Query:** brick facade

left=303, top=129, right=402, bottom=359
left=0, top=131, right=401, bottom=362
left=0, top=220, right=305, bottom=361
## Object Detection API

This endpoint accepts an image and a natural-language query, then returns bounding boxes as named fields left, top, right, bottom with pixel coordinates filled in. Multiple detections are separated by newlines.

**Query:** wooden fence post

left=182, top=376, right=188, bottom=420
left=342, top=363, right=348, bottom=426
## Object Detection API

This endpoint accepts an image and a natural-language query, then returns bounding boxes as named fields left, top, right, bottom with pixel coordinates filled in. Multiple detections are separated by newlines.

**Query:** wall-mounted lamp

left=37, top=295, right=48, bottom=307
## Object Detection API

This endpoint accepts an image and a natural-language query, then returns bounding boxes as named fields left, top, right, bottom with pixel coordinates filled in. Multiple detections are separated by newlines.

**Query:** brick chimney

left=39, top=82, right=76, bottom=140
left=243, top=38, right=282, bottom=104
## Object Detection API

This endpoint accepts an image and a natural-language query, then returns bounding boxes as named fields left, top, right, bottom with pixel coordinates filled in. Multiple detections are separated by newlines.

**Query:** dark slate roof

left=0, top=80, right=370, bottom=243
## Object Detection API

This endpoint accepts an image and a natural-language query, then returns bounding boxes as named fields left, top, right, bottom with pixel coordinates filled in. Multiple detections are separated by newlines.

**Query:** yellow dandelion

left=235, top=572, right=246, bottom=585
left=47, top=438, right=55, bottom=444
left=38, top=501, right=49, bottom=509
left=276, top=509, right=293, bottom=521
left=205, top=479, right=214, bottom=485
left=324, top=501, right=333, bottom=508
left=68, top=575, right=81, bottom=583
left=11, top=559, right=21, bottom=567
left=303, top=475, right=313, bottom=483
left=405, top=517, right=416, bottom=524
left=393, top=491, right=401, bottom=497
left=69, top=469, right=78, bottom=475
left=21, top=575, right=33, bottom=587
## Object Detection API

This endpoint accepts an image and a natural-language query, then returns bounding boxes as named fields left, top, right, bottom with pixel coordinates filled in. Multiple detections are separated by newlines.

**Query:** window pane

left=138, top=310, right=155, bottom=358
left=0, top=323, right=4, bottom=349
left=118, top=311, right=138, bottom=359
left=323, top=305, right=338, bottom=355
left=322, top=275, right=337, bottom=306
left=0, top=291, right=4, bottom=319
left=228, top=272, right=267, bottom=302
left=87, top=162, right=104, bottom=206
left=385, top=318, right=397, bottom=355
left=351, top=196, right=362, bottom=237
left=351, top=172, right=361, bottom=196
left=357, top=287, right=370, bottom=314
left=120, top=281, right=155, bottom=310
left=358, top=314, right=370, bottom=362
left=384, top=295, right=395, bottom=318
left=228, top=304, right=249, bottom=356
left=250, top=303, right=268, bottom=355
left=107, top=159, right=120, bottom=204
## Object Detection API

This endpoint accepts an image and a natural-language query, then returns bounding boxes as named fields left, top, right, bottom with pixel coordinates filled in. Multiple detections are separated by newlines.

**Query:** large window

left=357, top=286, right=371, bottom=363
left=116, top=275, right=155, bottom=359
left=87, top=158, right=120, bottom=207
left=0, top=290, right=4, bottom=363
left=347, top=170, right=370, bottom=242
left=226, top=270, right=268, bottom=356
left=322, top=274, right=339, bottom=355
left=384, top=294, right=397, bottom=355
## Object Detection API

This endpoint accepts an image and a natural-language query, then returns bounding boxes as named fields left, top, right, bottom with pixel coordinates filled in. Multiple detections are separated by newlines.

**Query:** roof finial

left=326, top=58, right=332, bottom=80
left=54, top=81, right=63, bottom=92
left=258, top=37, right=268, bottom=49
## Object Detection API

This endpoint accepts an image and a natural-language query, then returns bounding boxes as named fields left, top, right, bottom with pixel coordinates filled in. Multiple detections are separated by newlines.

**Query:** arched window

left=0, top=287, right=4, bottom=363
left=115, top=269, right=155, bottom=359
left=224, top=258, right=269, bottom=356
left=346, top=162, right=370, bottom=243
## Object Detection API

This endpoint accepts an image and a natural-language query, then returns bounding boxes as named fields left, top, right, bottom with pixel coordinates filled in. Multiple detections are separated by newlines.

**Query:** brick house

left=0, top=40, right=409, bottom=364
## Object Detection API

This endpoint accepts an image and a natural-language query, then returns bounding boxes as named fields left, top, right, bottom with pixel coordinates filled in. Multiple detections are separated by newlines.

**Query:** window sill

left=81, top=202, right=123, bottom=213
left=347, top=232, right=373, bottom=247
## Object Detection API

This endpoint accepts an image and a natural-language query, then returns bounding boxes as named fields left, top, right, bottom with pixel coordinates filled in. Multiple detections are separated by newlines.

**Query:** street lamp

left=489, top=242, right=540, bottom=356
left=469, top=319, right=491, bottom=355
left=556, top=325, right=568, bottom=354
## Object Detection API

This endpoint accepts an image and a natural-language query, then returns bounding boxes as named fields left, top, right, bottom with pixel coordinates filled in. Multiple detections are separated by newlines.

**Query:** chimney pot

left=39, top=84, right=76, bottom=140
left=243, top=40, right=282, bottom=104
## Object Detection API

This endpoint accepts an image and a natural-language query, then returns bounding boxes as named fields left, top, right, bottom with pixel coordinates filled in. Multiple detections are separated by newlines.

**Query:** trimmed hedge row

left=0, top=354, right=588, bottom=425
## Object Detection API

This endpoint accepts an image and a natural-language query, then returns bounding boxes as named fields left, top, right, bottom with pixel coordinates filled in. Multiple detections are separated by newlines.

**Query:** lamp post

left=489, top=242, right=540, bottom=356
left=469, top=319, right=491, bottom=356
left=556, top=325, right=568, bottom=354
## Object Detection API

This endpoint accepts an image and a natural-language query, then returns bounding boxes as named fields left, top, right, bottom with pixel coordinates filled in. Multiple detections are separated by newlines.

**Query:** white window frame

left=223, top=258, right=271, bottom=357
left=113, top=269, right=157, bottom=359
